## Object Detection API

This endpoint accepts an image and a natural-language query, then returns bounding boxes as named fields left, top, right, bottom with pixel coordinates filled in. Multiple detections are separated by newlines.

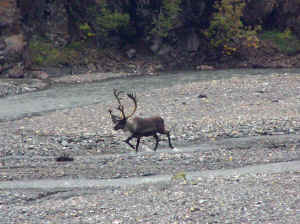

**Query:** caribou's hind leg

left=153, top=134, right=160, bottom=151
left=166, top=131, right=174, bottom=149
left=159, top=130, right=174, bottom=149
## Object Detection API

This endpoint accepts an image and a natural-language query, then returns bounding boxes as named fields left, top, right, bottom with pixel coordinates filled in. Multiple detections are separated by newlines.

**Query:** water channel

left=1, top=68, right=300, bottom=121
left=1, top=68, right=300, bottom=189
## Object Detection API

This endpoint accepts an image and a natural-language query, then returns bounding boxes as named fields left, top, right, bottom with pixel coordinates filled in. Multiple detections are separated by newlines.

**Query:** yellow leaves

left=87, top=32, right=96, bottom=37
left=223, top=44, right=237, bottom=55
left=190, top=206, right=200, bottom=212
left=171, top=171, right=188, bottom=184
left=206, top=0, right=261, bottom=54
left=79, top=23, right=91, bottom=31
left=245, top=35, right=260, bottom=49
left=282, top=28, right=293, bottom=39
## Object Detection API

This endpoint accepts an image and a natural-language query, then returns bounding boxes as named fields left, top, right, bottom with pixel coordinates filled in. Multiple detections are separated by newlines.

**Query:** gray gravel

left=0, top=78, right=49, bottom=98
left=1, top=71, right=300, bottom=223
left=1, top=171, right=300, bottom=223
left=1, top=73, right=300, bottom=156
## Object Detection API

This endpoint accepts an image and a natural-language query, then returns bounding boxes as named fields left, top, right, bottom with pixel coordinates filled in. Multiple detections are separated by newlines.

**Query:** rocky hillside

left=1, top=0, right=300, bottom=78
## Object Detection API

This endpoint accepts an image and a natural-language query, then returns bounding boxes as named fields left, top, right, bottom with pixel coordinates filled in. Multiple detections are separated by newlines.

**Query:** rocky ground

left=1, top=170, right=300, bottom=224
left=1, top=71, right=300, bottom=223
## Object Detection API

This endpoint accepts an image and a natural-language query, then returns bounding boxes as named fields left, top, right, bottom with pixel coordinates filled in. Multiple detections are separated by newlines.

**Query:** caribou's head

left=109, top=89, right=137, bottom=131
left=113, top=110, right=127, bottom=131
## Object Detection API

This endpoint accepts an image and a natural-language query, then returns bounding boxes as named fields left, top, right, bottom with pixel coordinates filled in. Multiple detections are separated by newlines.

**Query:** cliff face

left=1, top=0, right=300, bottom=78
left=0, top=0, right=25, bottom=78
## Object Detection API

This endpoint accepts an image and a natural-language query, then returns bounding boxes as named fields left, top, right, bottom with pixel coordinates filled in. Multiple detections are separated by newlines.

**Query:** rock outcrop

left=0, top=0, right=26, bottom=78
left=0, top=0, right=300, bottom=78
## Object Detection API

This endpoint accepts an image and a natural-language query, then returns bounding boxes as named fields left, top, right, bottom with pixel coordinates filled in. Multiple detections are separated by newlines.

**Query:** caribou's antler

left=126, top=92, right=137, bottom=118
left=117, top=105, right=126, bottom=120
left=113, top=88, right=124, bottom=118
left=111, top=89, right=137, bottom=120
left=113, top=89, right=123, bottom=105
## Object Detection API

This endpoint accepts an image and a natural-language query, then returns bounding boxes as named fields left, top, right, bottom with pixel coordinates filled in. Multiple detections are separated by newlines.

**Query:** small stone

left=196, top=65, right=215, bottom=70
left=126, top=48, right=136, bottom=59
left=7, top=63, right=24, bottom=78
left=31, top=70, right=49, bottom=80
left=198, top=94, right=207, bottom=99
left=61, top=140, right=69, bottom=146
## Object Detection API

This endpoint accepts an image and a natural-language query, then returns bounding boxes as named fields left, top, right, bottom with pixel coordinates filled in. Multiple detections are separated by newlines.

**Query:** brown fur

left=114, top=115, right=174, bottom=153
left=109, top=90, right=174, bottom=152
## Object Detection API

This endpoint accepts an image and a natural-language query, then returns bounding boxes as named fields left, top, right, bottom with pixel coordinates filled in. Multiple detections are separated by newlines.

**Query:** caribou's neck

left=124, top=119, right=137, bottom=133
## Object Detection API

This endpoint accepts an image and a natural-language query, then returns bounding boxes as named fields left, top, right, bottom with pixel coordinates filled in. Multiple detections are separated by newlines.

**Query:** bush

left=151, top=0, right=182, bottom=38
left=205, top=0, right=260, bottom=55
left=95, top=6, right=130, bottom=36
left=259, top=29, right=300, bottom=55
left=29, top=38, right=81, bottom=66
left=86, top=1, right=130, bottom=46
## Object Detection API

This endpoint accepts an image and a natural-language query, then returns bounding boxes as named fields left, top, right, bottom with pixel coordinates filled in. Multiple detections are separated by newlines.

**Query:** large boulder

left=243, top=0, right=277, bottom=26
left=0, top=0, right=26, bottom=78
left=186, top=31, right=200, bottom=52
left=244, top=0, right=300, bottom=38
left=0, top=0, right=19, bottom=27
left=20, top=0, right=70, bottom=47
left=40, top=0, right=70, bottom=47
left=276, top=0, right=300, bottom=38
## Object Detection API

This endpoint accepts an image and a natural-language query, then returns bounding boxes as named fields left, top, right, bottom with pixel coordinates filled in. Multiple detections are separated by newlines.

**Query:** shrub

left=29, top=38, right=81, bottom=66
left=79, top=23, right=96, bottom=39
left=151, top=0, right=182, bottom=38
left=95, top=6, right=130, bottom=36
left=260, top=29, right=300, bottom=55
left=86, top=1, right=130, bottom=45
left=205, top=0, right=260, bottom=55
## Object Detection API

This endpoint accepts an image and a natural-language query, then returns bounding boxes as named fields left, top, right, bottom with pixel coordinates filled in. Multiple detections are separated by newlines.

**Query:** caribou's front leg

left=124, top=135, right=135, bottom=149
left=153, top=134, right=159, bottom=151
left=136, top=137, right=141, bottom=153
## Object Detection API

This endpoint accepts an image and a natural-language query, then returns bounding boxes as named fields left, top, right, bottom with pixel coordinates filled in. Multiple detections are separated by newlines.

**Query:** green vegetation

left=86, top=1, right=130, bottom=43
left=96, top=5, right=130, bottom=36
left=151, top=0, right=182, bottom=38
left=79, top=23, right=96, bottom=38
left=260, top=29, right=300, bottom=55
left=28, top=36, right=116, bottom=67
left=29, top=38, right=81, bottom=66
left=26, top=0, right=300, bottom=68
left=205, top=0, right=260, bottom=55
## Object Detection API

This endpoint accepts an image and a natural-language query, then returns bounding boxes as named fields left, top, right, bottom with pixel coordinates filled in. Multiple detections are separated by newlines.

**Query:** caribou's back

left=131, top=116, right=165, bottom=135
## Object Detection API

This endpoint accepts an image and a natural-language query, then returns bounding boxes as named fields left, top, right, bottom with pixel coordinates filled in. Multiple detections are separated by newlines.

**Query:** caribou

left=109, top=89, right=174, bottom=153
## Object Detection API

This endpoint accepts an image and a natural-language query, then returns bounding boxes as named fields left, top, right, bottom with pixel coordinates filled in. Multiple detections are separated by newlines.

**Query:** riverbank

left=1, top=169, right=300, bottom=223
left=1, top=70, right=300, bottom=174
left=1, top=70, right=300, bottom=223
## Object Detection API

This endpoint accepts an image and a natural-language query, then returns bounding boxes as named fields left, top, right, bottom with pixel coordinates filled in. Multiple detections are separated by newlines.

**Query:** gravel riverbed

left=1, top=171, right=300, bottom=223
left=1, top=71, right=300, bottom=223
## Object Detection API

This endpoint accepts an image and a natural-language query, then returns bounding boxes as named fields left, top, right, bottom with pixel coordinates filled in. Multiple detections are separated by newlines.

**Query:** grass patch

left=259, top=29, right=300, bottom=55
left=29, top=38, right=83, bottom=66
left=28, top=37, right=121, bottom=68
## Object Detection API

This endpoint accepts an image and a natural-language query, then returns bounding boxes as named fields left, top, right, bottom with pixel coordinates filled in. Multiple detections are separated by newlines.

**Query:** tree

left=205, top=0, right=260, bottom=56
